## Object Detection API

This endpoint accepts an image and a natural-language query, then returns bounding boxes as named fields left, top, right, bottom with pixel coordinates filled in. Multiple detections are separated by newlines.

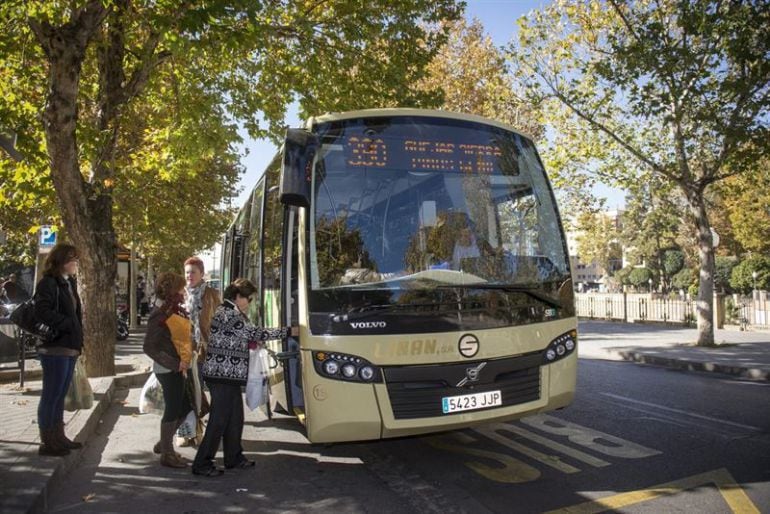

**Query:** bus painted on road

left=220, top=109, right=577, bottom=443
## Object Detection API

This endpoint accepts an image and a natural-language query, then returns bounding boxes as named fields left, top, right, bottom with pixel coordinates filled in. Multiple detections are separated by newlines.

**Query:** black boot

left=55, top=422, right=83, bottom=450
left=39, top=428, right=70, bottom=457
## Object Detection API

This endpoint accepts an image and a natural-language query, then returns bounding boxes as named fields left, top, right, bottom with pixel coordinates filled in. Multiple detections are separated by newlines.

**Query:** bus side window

left=247, top=179, right=265, bottom=325
left=262, top=164, right=284, bottom=329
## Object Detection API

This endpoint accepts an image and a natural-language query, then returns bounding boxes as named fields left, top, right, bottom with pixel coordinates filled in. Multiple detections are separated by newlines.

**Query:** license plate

left=442, top=390, right=502, bottom=414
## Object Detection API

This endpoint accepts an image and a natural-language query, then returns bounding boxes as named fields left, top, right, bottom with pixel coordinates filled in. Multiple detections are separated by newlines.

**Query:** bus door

left=279, top=206, right=304, bottom=416
left=262, top=177, right=303, bottom=417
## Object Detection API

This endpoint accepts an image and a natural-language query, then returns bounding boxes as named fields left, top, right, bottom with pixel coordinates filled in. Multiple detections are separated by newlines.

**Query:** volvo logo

left=456, top=362, right=487, bottom=387
left=350, top=321, right=387, bottom=329
left=458, top=333, right=479, bottom=358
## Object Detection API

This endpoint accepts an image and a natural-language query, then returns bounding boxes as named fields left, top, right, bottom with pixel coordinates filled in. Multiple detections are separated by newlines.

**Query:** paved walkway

left=1, top=321, right=768, bottom=513
left=577, top=320, right=770, bottom=381
left=0, top=328, right=152, bottom=513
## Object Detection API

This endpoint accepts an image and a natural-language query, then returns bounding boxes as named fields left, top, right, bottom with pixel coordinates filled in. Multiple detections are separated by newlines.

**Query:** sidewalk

left=577, top=320, right=770, bottom=381
left=0, top=328, right=152, bottom=514
left=1, top=321, right=768, bottom=513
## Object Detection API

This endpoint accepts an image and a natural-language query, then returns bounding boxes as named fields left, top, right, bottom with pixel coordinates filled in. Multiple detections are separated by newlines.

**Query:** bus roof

left=306, top=108, right=534, bottom=141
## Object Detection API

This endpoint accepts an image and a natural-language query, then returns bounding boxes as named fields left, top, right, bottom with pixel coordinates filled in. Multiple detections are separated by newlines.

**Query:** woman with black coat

left=33, top=243, right=84, bottom=457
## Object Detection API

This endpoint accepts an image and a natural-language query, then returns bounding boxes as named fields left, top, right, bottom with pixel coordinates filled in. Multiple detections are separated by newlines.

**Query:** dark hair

left=42, top=244, right=78, bottom=277
left=223, top=278, right=258, bottom=301
left=154, top=272, right=186, bottom=304
left=184, top=256, right=205, bottom=274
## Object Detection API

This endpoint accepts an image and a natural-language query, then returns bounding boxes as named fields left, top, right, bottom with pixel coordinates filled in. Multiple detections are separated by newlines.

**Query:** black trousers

left=156, top=371, right=190, bottom=423
left=192, top=382, right=244, bottom=470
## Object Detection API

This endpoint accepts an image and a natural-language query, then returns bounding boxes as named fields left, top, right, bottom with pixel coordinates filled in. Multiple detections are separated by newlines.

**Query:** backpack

left=9, top=288, right=58, bottom=342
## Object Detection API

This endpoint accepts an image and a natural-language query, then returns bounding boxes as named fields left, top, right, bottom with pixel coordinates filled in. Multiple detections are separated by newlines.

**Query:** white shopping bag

left=138, top=373, right=164, bottom=415
left=176, top=409, right=197, bottom=438
left=245, top=348, right=268, bottom=411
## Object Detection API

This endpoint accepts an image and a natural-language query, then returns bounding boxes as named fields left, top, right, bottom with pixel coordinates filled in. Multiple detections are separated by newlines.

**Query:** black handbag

left=9, top=288, right=58, bottom=342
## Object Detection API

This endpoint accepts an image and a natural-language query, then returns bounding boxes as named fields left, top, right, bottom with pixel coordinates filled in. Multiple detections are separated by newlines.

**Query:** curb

left=615, top=351, right=770, bottom=382
left=0, top=363, right=139, bottom=385
left=28, top=369, right=151, bottom=514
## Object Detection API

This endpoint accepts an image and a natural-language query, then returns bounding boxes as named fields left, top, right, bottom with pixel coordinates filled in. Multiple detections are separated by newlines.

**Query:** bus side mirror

left=280, top=128, right=318, bottom=208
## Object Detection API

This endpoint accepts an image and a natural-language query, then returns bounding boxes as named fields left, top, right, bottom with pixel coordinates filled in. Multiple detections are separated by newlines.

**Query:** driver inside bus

left=451, top=215, right=481, bottom=271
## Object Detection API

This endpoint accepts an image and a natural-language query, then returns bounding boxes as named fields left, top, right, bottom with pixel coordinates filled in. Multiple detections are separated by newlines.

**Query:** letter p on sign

left=39, top=226, right=57, bottom=247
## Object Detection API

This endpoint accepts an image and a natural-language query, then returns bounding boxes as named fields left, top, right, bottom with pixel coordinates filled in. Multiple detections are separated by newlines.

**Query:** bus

left=220, top=109, right=577, bottom=443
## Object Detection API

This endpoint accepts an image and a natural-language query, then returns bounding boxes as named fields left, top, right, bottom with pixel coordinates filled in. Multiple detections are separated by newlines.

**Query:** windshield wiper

left=329, top=300, right=462, bottom=322
left=436, top=284, right=562, bottom=309
left=329, top=304, right=393, bottom=323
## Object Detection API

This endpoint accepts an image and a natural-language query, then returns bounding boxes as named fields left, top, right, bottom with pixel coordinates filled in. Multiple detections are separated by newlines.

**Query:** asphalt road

left=48, top=360, right=770, bottom=513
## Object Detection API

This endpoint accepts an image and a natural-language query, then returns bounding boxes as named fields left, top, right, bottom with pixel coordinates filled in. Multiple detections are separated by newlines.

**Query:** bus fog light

left=546, top=349, right=556, bottom=361
left=323, top=360, right=340, bottom=375
left=341, top=364, right=357, bottom=378
left=565, top=339, right=575, bottom=351
left=359, top=366, right=375, bottom=381
left=556, top=344, right=566, bottom=356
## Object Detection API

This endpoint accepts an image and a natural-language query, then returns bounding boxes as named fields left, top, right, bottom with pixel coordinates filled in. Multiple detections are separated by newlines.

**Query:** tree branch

left=0, top=133, right=24, bottom=162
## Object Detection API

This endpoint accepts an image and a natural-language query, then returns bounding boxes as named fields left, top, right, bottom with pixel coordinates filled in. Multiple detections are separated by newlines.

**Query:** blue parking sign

left=39, top=226, right=57, bottom=247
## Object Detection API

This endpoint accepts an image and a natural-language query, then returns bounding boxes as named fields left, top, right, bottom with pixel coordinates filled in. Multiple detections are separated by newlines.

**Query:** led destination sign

left=345, top=136, right=503, bottom=174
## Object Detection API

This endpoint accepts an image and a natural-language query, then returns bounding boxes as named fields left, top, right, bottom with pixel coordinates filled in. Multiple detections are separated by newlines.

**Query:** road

left=48, top=360, right=770, bottom=513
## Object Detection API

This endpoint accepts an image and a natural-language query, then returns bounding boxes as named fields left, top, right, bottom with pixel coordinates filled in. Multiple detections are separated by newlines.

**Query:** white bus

left=221, top=109, right=577, bottom=443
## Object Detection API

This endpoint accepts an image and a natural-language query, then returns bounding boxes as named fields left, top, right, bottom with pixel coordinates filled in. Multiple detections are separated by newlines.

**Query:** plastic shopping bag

left=138, top=373, right=165, bottom=415
left=176, top=410, right=197, bottom=439
left=245, top=348, right=268, bottom=411
left=64, top=358, right=94, bottom=411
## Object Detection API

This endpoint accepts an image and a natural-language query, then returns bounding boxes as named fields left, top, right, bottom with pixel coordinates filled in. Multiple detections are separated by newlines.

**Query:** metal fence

left=575, top=292, right=770, bottom=329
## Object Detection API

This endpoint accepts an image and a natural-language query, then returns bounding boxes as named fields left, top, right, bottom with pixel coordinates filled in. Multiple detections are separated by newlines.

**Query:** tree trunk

left=37, top=17, right=117, bottom=377
left=683, top=188, right=716, bottom=347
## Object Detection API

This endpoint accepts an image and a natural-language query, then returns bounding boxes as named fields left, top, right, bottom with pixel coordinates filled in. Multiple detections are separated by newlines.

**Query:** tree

left=628, top=267, right=653, bottom=291
left=672, top=267, right=695, bottom=292
left=512, top=0, right=770, bottom=346
left=574, top=210, right=622, bottom=276
left=0, top=0, right=463, bottom=375
left=419, top=17, right=542, bottom=138
left=661, top=249, right=685, bottom=293
left=730, top=256, right=770, bottom=294
left=619, top=177, right=681, bottom=289
left=714, top=256, right=738, bottom=294
left=720, top=156, right=770, bottom=254
left=663, top=250, right=684, bottom=279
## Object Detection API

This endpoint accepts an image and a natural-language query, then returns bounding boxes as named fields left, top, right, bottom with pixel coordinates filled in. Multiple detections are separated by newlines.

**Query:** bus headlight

left=341, top=363, right=357, bottom=378
left=323, top=360, right=340, bottom=375
left=543, top=330, right=577, bottom=364
left=359, top=366, right=375, bottom=381
left=313, top=351, right=382, bottom=383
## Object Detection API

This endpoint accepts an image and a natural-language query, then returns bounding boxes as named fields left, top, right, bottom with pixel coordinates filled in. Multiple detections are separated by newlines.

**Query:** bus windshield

left=310, top=116, right=569, bottom=293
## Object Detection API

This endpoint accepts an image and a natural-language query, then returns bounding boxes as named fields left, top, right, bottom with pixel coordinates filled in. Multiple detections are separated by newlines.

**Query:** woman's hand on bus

left=290, top=326, right=300, bottom=337
left=179, top=360, right=189, bottom=373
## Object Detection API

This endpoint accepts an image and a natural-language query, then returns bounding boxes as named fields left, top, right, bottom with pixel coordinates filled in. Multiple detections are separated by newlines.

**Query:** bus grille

left=383, top=352, right=542, bottom=420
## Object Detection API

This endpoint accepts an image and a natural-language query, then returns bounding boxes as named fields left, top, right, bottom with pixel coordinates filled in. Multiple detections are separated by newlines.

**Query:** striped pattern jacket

left=202, top=300, right=289, bottom=385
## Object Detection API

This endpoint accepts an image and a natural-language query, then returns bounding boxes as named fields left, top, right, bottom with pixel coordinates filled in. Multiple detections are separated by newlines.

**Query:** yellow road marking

left=546, top=468, right=760, bottom=514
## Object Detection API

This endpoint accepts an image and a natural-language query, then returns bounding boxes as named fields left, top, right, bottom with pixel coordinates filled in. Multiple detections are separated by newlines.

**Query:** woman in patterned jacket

left=191, top=278, right=297, bottom=476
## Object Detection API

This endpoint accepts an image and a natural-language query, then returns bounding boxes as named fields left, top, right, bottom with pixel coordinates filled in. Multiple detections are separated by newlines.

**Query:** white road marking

left=475, top=423, right=610, bottom=469
left=600, top=393, right=763, bottom=432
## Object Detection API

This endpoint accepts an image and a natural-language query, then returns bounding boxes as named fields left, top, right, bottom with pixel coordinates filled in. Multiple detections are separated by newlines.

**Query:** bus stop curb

left=617, top=351, right=770, bottom=382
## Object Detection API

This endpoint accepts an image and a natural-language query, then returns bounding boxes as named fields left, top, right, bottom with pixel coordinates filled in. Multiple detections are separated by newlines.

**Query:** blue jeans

left=38, top=355, right=77, bottom=429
